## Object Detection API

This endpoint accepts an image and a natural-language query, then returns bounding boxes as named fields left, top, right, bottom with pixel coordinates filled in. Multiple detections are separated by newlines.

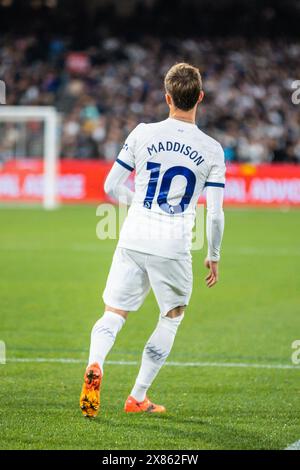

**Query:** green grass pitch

left=0, top=205, right=299, bottom=450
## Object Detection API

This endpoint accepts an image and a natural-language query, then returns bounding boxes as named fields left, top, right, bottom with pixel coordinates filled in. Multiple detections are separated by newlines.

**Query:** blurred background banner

left=1, top=160, right=300, bottom=205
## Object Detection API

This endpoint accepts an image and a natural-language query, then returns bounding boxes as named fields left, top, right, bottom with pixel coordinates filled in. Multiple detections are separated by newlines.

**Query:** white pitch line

left=285, top=440, right=300, bottom=450
left=5, top=357, right=300, bottom=370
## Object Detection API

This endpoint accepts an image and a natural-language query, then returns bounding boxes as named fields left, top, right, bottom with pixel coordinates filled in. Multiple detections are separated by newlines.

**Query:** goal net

left=0, top=106, right=59, bottom=209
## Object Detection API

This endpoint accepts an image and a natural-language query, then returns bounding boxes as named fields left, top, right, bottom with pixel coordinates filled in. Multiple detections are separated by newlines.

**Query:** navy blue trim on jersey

left=204, top=182, right=225, bottom=188
left=116, top=158, right=134, bottom=172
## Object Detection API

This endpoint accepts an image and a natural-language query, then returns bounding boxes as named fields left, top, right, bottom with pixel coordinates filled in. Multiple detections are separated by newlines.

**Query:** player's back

left=118, top=117, right=225, bottom=259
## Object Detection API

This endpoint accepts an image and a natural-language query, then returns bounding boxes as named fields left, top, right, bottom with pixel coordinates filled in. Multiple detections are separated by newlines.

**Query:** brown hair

left=164, top=63, right=202, bottom=111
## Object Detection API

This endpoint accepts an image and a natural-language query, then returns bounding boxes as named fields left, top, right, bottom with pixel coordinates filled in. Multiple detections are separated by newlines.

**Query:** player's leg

left=80, top=307, right=127, bottom=418
left=88, top=306, right=128, bottom=373
left=80, top=248, right=150, bottom=418
left=125, top=255, right=192, bottom=413
left=125, top=305, right=185, bottom=413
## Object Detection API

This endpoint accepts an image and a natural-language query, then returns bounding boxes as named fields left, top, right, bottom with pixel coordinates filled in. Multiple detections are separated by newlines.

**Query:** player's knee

left=159, top=308, right=185, bottom=334
left=165, top=306, right=185, bottom=318
left=105, top=305, right=128, bottom=320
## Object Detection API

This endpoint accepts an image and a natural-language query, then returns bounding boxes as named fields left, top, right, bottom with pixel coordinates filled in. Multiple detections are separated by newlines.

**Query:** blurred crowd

left=0, top=35, right=300, bottom=164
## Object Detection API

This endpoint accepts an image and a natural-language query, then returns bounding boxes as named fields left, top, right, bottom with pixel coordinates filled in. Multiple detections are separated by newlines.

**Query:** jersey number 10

left=143, top=162, right=196, bottom=214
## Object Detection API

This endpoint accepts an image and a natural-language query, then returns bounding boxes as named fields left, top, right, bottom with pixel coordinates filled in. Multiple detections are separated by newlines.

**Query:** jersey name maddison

left=146, top=141, right=205, bottom=166
left=116, top=118, right=226, bottom=260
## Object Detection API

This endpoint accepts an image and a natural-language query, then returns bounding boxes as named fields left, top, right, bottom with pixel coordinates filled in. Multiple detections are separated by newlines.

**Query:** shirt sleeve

left=206, top=186, right=225, bottom=261
left=205, top=144, right=225, bottom=262
left=104, top=161, right=134, bottom=205
left=115, top=124, right=142, bottom=172
left=205, top=144, right=226, bottom=189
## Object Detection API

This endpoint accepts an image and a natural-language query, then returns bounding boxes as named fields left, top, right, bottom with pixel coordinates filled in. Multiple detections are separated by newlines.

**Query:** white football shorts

left=102, top=247, right=193, bottom=316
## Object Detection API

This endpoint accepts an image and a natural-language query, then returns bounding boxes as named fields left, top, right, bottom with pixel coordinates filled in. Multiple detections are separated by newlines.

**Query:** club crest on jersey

left=147, top=141, right=204, bottom=166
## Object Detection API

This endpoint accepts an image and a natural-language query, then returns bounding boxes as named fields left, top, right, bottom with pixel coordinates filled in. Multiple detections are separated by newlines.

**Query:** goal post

left=0, top=106, right=59, bottom=209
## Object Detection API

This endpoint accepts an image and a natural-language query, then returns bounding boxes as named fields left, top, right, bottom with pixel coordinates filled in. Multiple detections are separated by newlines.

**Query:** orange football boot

left=80, top=362, right=102, bottom=418
left=124, top=395, right=166, bottom=413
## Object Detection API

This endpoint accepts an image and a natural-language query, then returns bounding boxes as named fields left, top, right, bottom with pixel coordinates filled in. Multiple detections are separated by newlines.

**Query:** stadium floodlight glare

left=0, top=106, right=59, bottom=209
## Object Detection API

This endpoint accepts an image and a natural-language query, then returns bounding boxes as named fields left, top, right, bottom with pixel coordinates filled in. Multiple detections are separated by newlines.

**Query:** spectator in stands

left=0, top=35, right=299, bottom=163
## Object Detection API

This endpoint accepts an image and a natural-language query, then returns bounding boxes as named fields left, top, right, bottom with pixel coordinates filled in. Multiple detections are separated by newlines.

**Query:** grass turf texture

left=0, top=205, right=299, bottom=450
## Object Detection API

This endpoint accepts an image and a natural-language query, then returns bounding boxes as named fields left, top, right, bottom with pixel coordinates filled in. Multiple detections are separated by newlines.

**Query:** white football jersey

left=116, top=117, right=225, bottom=259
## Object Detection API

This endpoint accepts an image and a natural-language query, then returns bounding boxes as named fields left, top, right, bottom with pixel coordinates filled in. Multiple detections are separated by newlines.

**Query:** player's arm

left=104, top=162, right=134, bottom=205
left=204, top=145, right=226, bottom=288
left=205, top=186, right=224, bottom=287
left=104, top=125, right=141, bottom=205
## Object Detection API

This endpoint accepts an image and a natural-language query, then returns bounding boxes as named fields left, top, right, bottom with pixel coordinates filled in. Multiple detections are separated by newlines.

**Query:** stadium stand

left=0, top=1, right=299, bottom=163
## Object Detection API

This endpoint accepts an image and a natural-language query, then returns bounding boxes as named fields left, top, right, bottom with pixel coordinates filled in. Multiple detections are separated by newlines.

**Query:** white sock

left=130, top=313, right=184, bottom=402
left=88, top=311, right=125, bottom=373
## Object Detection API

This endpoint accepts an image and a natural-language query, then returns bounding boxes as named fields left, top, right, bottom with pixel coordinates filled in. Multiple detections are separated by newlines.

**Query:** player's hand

left=204, top=257, right=219, bottom=288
